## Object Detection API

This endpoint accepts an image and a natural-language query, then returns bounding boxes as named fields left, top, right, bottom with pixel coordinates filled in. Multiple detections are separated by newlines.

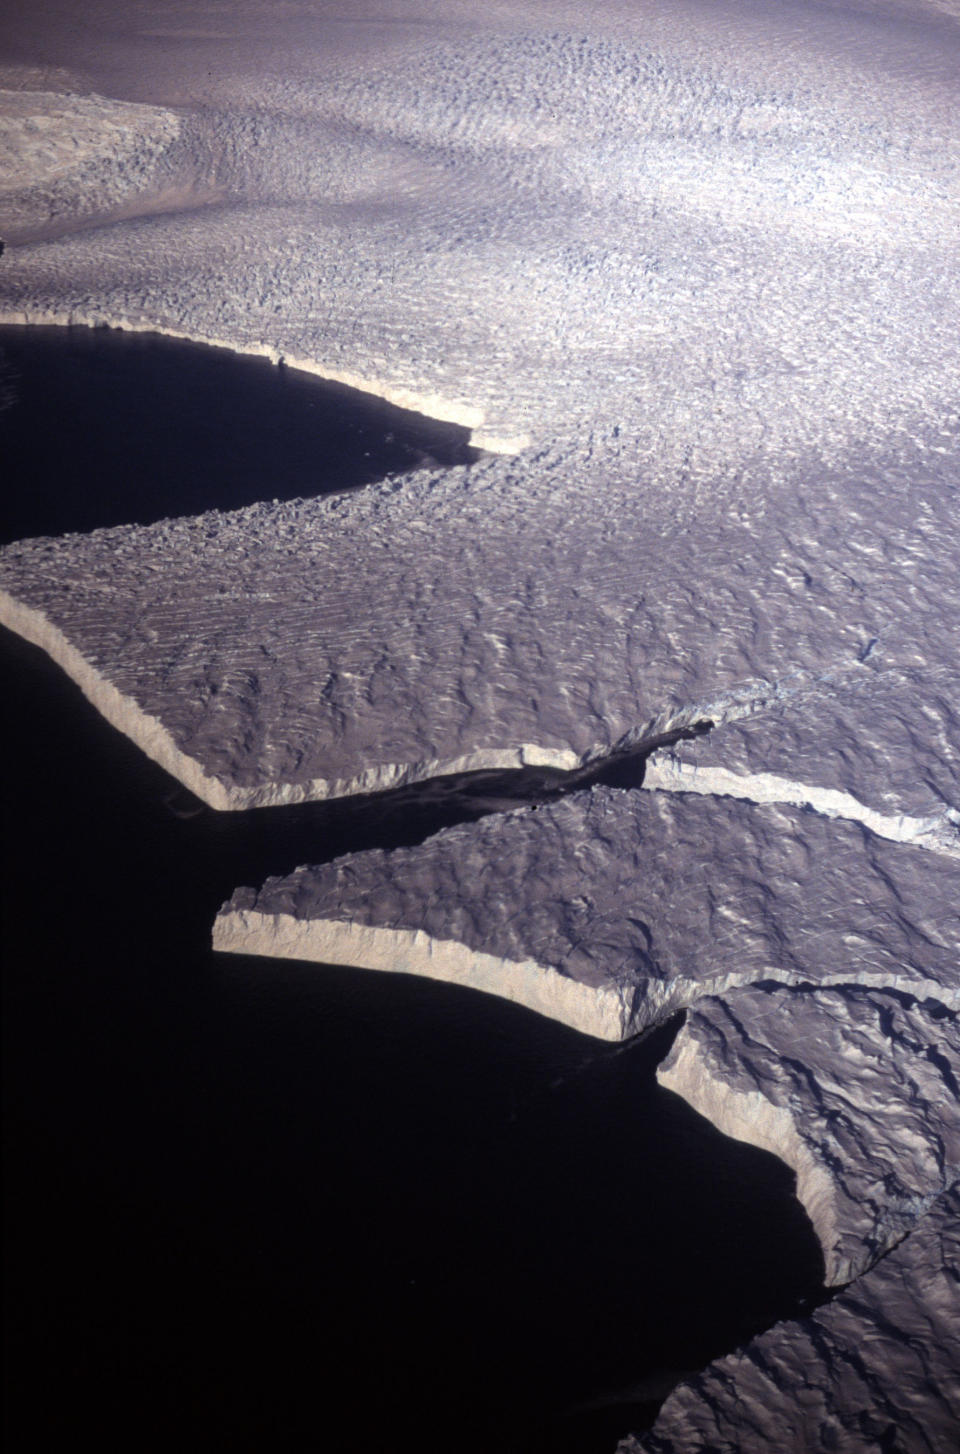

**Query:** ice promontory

left=214, top=785, right=960, bottom=1039
left=621, top=1182, right=960, bottom=1454
left=658, top=983, right=960, bottom=1285
left=2, top=418, right=958, bottom=812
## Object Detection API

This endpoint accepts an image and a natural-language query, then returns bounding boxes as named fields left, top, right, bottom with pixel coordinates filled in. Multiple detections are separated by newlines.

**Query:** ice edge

left=211, top=906, right=960, bottom=1051
left=0, top=590, right=234, bottom=807
left=0, top=309, right=530, bottom=454
left=0, top=591, right=601, bottom=806
left=657, top=1019, right=960, bottom=1287
left=211, top=909, right=636, bottom=1041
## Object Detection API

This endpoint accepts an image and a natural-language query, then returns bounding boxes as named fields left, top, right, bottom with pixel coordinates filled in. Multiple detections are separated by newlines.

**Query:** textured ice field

left=2, top=1, right=959, bottom=451
left=1, top=1, right=958, bottom=1449
left=1, top=0, right=957, bottom=807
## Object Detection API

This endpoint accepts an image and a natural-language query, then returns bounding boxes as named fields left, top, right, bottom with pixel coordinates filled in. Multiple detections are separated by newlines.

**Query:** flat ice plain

left=2, top=0, right=959, bottom=1448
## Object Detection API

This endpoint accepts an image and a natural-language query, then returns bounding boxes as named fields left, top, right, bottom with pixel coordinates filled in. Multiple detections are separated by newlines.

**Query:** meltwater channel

left=1, top=324, right=826, bottom=1454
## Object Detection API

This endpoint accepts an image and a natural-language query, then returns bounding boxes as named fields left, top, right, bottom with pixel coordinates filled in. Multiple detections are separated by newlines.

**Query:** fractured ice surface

left=645, top=665, right=960, bottom=856
left=214, top=786, right=960, bottom=1038
left=621, top=1181, right=960, bottom=1454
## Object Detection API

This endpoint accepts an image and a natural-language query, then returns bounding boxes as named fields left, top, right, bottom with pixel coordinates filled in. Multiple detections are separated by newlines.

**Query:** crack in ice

left=643, top=755, right=960, bottom=860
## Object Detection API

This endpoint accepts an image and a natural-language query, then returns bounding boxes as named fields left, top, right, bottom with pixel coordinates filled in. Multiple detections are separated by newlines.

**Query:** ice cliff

left=214, top=784, right=960, bottom=1037
left=657, top=984, right=960, bottom=1286
left=216, top=781, right=960, bottom=1439
left=645, top=666, right=960, bottom=858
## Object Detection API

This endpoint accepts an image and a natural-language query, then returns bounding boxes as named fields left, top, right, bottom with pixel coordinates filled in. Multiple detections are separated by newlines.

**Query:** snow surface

left=2, top=0, right=959, bottom=449
left=0, top=90, right=184, bottom=240
left=2, top=1, right=959, bottom=1448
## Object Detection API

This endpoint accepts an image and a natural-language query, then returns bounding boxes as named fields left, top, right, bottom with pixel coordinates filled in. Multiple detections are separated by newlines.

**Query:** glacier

left=2, top=0, right=959, bottom=1448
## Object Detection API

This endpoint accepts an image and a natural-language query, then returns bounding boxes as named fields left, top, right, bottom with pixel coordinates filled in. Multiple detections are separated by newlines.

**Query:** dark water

left=0, top=324, right=478, bottom=543
left=1, top=326, right=825, bottom=1453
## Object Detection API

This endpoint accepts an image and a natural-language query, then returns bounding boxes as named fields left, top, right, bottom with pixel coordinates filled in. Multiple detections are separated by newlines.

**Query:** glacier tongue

left=214, top=785, right=960, bottom=1037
